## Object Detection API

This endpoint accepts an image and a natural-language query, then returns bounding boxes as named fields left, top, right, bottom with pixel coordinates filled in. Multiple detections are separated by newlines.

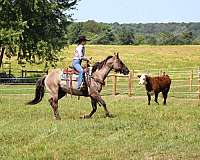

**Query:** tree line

left=1, top=1, right=200, bottom=67
left=67, top=20, right=200, bottom=45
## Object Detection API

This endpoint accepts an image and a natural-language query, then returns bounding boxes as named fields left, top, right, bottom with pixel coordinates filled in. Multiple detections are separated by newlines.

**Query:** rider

left=72, top=35, right=90, bottom=90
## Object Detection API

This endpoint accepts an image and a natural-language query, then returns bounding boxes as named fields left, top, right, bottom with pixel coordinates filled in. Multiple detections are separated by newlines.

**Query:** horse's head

left=111, top=53, right=129, bottom=75
left=138, top=73, right=148, bottom=85
left=92, top=53, right=129, bottom=75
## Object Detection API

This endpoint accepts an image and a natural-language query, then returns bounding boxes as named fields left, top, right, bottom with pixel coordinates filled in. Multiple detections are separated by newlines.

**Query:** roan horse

left=27, top=53, right=129, bottom=120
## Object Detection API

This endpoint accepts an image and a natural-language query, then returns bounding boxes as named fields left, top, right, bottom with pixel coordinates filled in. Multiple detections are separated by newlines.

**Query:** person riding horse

left=72, top=36, right=90, bottom=90
left=28, top=53, right=130, bottom=120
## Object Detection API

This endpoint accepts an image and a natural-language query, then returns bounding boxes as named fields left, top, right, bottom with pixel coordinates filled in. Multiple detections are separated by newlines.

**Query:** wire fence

left=0, top=67, right=200, bottom=101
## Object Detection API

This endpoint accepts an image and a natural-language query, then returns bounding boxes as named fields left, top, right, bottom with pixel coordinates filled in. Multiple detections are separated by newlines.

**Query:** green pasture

left=0, top=45, right=200, bottom=159
left=1, top=45, right=200, bottom=76
left=0, top=94, right=200, bottom=159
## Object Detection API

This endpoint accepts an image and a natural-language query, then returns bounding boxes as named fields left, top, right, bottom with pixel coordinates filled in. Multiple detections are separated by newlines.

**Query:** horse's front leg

left=80, top=97, right=97, bottom=119
left=93, top=92, right=113, bottom=118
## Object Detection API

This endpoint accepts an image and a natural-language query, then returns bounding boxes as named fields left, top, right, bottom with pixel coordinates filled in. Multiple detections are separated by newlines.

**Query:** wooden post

left=21, top=70, right=23, bottom=78
left=159, top=70, right=162, bottom=76
left=105, top=77, right=108, bottom=86
left=112, top=75, right=117, bottom=96
left=8, top=69, right=11, bottom=78
left=198, top=67, right=200, bottom=103
left=25, top=70, right=27, bottom=78
left=128, top=71, right=133, bottom=97
left=189, top=70, right=193, bottom=91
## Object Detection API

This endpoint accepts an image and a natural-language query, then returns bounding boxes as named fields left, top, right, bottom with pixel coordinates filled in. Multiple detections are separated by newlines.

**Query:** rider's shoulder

left=76, top=44, right=84, bottom=52
left=76, top=44, right=84, bottom=49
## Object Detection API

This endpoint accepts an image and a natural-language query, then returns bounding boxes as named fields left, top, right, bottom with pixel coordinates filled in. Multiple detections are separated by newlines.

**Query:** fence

left=103, top=67, right=200, bottom=101
left=0, top=67, right=200, bottom=101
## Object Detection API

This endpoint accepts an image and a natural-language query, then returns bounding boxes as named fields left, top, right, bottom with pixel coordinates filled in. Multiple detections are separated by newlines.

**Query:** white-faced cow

left=138, top=74, right=171, bottom=105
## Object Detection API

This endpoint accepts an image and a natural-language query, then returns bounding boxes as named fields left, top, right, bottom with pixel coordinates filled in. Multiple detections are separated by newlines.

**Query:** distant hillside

left=67, top=20, right=200, bottom=45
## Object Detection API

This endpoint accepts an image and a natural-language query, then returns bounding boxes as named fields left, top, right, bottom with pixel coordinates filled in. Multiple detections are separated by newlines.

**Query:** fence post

left=198, top=67, right=200, bottom=103
left=159, top=70, right=162, bottom=76
left=22, top=70, right=24, bottom=78
left=128, top=70, right=133, bottom=97
left=112, top=75, right=117, bottom=96
left=105, top=77, right=108, bottom=86
left=189, top=70, right=193, bottom=91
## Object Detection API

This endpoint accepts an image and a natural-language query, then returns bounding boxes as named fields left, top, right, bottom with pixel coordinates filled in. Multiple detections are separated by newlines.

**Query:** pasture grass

left=2, top=45, right=200, bottom=76
left=0, top=94, right=200, bottom=159
left=1, top=45, right=200, bottom=159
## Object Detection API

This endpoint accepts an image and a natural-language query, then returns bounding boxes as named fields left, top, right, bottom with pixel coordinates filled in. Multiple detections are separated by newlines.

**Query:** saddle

left=63, top=67, right=79, bottom=75
left=60, top=65, right=92, bottom=93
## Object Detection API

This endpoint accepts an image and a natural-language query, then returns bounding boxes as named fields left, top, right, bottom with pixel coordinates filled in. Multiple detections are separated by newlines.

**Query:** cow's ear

left=137, top=75, right=141, bottom=78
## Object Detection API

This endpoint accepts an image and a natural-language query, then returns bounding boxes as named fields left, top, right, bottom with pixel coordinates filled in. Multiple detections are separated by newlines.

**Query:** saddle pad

left=60, top=70, right=79, bottom=81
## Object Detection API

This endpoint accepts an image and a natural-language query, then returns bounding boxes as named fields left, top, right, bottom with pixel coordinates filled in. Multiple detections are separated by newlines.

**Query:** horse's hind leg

left=49, top=96, right=61, bottom=120
left=58, top=87, right=66, bottom=100
left=80, top=97, right=97, bottom=119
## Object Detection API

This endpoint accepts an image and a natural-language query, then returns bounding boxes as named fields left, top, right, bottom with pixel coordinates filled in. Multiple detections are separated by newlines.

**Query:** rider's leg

left=73, top=60, right=84, bottom=89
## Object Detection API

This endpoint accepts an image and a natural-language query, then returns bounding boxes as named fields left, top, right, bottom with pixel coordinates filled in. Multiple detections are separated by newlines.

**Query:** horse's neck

left=93, top=65, right=112, bottom=81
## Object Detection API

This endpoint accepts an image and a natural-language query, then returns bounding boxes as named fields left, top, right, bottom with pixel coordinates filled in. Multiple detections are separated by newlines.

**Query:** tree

left=67, top=22, right=83, bottom=44
left=115, top=27, right=135, bottom=45
left=0, top=0, right=78, bottom=67
left=91, top=28, right=115, bottom=45
left=0, top=0, right=25, bottom=66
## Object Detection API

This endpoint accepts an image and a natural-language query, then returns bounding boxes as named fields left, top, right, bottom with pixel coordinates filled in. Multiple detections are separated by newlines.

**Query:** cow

left=138, top=73, right=171, bottom=105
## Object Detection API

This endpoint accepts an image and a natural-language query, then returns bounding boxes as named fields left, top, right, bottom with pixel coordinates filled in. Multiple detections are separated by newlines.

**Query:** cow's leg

left=80, top=97, right=97, bottom=119
left=49, top=96, right=61, bottom=120
left=154, top=92, right=159, bottom=105
left=162, top=90, right=168, bottom=105
left=147, top=92, right=151, bottom=105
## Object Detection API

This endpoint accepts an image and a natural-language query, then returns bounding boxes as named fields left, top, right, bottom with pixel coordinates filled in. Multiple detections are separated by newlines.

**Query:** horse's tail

left=27, top=75, right=46, bottom=105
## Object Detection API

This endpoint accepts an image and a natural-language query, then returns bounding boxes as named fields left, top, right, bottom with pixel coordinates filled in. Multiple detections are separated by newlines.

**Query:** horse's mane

left=92, top=56, right=113, bottom=73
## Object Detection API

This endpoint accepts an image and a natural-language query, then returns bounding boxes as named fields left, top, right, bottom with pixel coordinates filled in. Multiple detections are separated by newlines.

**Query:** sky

left=71, top=0, right=200, bottom=23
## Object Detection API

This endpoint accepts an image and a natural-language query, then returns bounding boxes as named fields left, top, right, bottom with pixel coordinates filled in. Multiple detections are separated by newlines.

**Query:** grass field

left=1, top=45, right=200, bottom=159
left=0, top=94, right=200, bottom=160
left=2, top=45, right=200, bottom=75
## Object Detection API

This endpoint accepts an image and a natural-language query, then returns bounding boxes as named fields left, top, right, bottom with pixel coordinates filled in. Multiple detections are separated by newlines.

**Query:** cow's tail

left=27, top=75, right=46, bottom=105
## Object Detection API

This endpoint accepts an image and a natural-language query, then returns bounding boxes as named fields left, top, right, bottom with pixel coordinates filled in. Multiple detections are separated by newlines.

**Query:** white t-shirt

left=73, top=44, right=86, bottom=60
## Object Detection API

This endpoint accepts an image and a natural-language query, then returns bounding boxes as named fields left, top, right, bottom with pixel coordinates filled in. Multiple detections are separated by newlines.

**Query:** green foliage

left=67, top=21, right=200, bottom=45
left=0, top=0, right=78, bottom=67
left=114, top=27, right=135, bottom=45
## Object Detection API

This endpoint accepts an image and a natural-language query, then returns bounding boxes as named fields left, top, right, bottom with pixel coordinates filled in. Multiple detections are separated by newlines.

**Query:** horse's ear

left=114, top=52, right=116, bottom=56
left=137, top=75, right=141, bottom=78
left=116, top=52, right=119, bottom=58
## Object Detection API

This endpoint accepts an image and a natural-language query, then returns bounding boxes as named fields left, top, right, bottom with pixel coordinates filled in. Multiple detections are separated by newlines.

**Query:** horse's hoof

left=54, top=116, right=61, bottom=120
left=105, top=113, right=115, bottom=118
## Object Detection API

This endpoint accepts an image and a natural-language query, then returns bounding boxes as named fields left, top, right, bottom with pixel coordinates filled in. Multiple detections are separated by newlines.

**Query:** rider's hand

left=86, top=57, right=92, bottom=63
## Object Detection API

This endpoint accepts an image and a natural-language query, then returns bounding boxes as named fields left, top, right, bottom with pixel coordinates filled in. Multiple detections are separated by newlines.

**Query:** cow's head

left=137, top=73, right=148, bottom=85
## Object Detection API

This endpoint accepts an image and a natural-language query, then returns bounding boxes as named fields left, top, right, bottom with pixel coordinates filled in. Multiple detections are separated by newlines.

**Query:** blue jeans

left=72, top=59, right=84, bottom=89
